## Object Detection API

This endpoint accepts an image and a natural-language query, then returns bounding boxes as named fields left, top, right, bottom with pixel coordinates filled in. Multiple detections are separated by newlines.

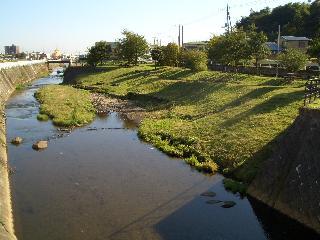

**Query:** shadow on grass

left=63, top=66, right=120, bottom=85
left=221, top=90, right=304, bottom=128
left=218, top=87, right=277, bottom=113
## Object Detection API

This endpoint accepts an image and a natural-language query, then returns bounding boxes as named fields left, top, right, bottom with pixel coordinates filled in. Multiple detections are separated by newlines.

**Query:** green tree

left=117, top=30, right=149, bottom=65
left=163, top=43, right=179, bottom=67
left=181, top=50, right=208, bottom=72
left=87, top=41, right=112, bottom=67
left=208, top=31, right=250, bottom=66
left=150, top=46, right=164, bottom=69
left=308, top=38, right=320, bottom=59
left=278, top=49, right=308, bottom=72
left=247, top=30, right=270, bottom=68
left=208, top=36, right=225, bottom=64
left=237, top=2, right=312, bottom=39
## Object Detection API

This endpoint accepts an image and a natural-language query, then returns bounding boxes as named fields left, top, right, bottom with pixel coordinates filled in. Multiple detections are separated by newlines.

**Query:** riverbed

left=5, top=74, right=320, bottom=240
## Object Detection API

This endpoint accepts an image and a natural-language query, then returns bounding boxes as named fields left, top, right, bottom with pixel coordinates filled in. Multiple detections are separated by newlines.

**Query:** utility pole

left=178, top=25, right=181, bottom=48
left=182, top=25, right=184, bottom=49
left=277, top=25, right=281, bottom=54
left=226, top=4, right=232, bottom=34
left=276, top=25, right=281, bottom=79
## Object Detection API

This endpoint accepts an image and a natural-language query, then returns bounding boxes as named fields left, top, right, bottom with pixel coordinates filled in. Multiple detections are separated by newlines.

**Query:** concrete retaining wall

left=0, top=64, right=48, bottom=240
left=248, top=108, right=320, bottom=234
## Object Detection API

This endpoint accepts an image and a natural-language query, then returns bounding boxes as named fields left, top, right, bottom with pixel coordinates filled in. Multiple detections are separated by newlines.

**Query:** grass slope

left=71, top=65, right=305, bottom=182
left=36, top=85, right=95, bottom=127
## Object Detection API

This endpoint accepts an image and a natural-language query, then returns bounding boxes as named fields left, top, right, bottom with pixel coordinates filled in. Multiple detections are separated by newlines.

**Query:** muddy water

left=6, top=75, right=320, bottom=240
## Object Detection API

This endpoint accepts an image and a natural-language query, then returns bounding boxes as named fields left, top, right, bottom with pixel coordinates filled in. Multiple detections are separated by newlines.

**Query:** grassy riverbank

left=35, top=85, right=95, bottom=127
left=67, top=65, right=305, bottom=183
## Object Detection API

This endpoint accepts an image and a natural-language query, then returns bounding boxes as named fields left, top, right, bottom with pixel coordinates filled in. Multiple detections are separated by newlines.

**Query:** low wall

left=248, top=107, right=320, bottom=234
left=0, top=64, right=48, bottom=240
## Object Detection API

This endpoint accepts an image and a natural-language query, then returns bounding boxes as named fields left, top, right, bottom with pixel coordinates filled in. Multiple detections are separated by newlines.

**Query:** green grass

left=35, top=85, right=95, bottom=127
left=71, top=64, right=305, bottom=182
left=37, top=113, right=49, bottom=121
left=223, top=178, right=247, bottom=195
left=16, top=83, right=31, bottom=91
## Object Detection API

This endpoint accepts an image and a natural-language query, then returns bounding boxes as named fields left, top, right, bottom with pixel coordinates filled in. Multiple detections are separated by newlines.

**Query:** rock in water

left=221, top=201, right=236, bottom=208
left=206, top=200, right=222, bottom=205
left=11, top=137, right=23, bottom=145
left=32, top=140, right=48, bottom=150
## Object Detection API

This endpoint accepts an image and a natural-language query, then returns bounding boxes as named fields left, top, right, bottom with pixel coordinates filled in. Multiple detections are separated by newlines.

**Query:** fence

left=209, top=64, right=317, bottom=79
left=304, top=78, right=320, bottom=106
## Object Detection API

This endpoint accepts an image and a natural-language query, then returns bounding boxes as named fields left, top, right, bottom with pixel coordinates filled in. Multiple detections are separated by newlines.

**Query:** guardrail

left=304, top=78, right=320, bottom=106
left=0, top=60, right=46, bottom=70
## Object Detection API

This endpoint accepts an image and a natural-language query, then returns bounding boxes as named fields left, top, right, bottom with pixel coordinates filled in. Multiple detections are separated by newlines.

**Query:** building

left=265, top=42, right=283, bottom=54
left=183, top=41, right=208, bottom=51
left=279, top=36, right=311, bottom=52
left=51, top=49, right=62, bottom=60
left=4, top=44, right=20, bottom=55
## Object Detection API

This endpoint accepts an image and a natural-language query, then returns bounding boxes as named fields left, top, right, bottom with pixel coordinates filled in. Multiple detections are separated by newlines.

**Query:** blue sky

left=1, top=0, right=308, bottom=54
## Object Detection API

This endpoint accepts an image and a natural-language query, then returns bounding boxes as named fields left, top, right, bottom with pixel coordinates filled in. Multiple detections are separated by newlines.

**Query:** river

left=5, top=72, right=320, bottom=240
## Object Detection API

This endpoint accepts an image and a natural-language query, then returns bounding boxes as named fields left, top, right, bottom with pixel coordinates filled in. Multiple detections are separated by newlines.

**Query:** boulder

left=11, top=137, right=23, bottom=145
left=221, top=201, right=236, bottom=208
left=32, top=140, right=48, bottom=150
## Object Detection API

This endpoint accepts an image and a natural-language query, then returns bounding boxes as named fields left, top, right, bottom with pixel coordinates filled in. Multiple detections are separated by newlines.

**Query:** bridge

left=46, top=59, right=72, bottom=68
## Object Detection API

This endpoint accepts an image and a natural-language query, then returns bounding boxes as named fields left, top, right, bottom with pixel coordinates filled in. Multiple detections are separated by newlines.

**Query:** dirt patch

left=91, top=93, right=146, bottom=125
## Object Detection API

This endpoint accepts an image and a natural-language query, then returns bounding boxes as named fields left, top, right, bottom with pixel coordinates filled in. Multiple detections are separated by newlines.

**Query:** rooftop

left=281, top=36, right=311, bottom=41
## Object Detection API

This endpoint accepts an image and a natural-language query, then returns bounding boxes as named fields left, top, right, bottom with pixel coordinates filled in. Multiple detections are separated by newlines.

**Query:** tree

left=278, top=49, right=308, bottom=72
left=208, top=30, right=250, bottom=66
left=181, top=50, right=208, bottom=72
left=237, top=2, right=312, bottom=39
left=117, top=30, right=149, bottom=65
left=150, top=46, right=164, bottom=69
left=208, top=36, right=225, bottom=64
left=16, top=52, right=27, bottom=59
left=163, top=43, right=179, bottom=67
left=87, top=41, right=112, bottom=67
left=308, top=38, right=320, bottom=59
left=247, top=30, right=270, bottom=68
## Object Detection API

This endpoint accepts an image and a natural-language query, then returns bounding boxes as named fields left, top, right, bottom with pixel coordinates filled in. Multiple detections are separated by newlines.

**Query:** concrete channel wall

left=249, top=107, right=320, bottom=234
left=0, top=63, right=48, bottom=240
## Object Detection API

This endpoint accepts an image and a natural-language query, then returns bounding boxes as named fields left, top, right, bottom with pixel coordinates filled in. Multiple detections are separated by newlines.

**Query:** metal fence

left=304, top=78, right=320, bottom=106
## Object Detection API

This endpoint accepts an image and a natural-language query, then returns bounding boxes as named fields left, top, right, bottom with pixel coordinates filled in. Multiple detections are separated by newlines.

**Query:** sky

left=0, top=0, right=309, bottom=54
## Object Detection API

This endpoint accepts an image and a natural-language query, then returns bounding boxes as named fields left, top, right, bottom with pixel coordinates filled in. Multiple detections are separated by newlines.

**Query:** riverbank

left=0, top=64, right=48, bottom=240
left=63, top=65, right=304, bottom=182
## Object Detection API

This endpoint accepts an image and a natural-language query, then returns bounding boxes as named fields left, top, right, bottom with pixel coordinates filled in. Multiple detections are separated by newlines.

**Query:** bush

left=181, top=50, right=208, bottom=72
left=223, top=178, right=247, bottom=195
left=278, top=49, right=308, bottom=72
left=37, top=114, right=49, bottom=121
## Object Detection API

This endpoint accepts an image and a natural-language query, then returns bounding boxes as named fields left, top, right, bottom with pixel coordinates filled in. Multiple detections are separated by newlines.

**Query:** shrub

left=278, top=49, right=308, bottom=72
left=223, top=178, right=247, bottom=195
left=37, top=114, right=49, bottom=121
left=181, top=50, right=208, bottom=72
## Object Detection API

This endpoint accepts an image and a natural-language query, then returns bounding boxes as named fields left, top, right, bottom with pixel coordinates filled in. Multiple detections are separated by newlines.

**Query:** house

left=279, top=36, right=311, bottom=52
left=265, top=42, right=283, bottom=54
left=183, top=41, right=208, bottom=51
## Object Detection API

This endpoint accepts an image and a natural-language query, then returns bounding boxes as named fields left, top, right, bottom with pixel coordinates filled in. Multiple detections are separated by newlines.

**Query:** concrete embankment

left=0, top=64, right=48, bottom=240
left=248, top=107, right=320, bottom=234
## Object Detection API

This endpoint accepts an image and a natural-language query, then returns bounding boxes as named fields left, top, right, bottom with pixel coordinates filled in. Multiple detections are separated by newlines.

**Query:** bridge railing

left=0, top=60, right=46, bottom=70
left=304, top=78, right=320, bottom=106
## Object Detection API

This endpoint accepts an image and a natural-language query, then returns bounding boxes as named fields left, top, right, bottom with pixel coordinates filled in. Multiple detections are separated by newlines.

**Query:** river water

left=5, top=74, right=320, bottom=240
